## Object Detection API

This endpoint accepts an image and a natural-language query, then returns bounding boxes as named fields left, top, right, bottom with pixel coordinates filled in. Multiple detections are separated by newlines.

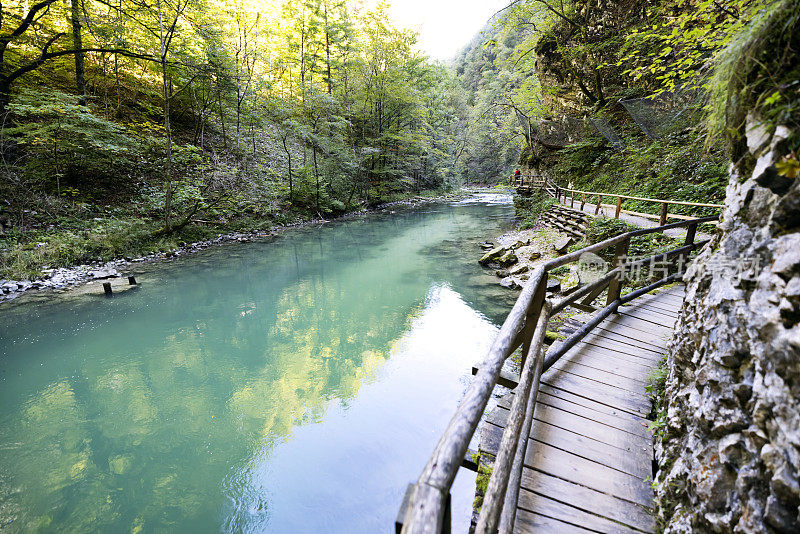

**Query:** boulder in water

left=496, top=250, right=518, bottom=267
left=499, top=277, right=521, bottom=290
left=479, top=246, right=508, bottom=265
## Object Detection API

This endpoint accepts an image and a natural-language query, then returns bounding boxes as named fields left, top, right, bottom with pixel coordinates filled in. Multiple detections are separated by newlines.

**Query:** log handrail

left=399, top=211, right=719, bottom=533
left=543, top=179, right=724, bottom=209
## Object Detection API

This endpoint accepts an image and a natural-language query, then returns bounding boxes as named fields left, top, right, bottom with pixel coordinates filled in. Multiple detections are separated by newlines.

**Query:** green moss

left=472, top=460, right=493, bottom=513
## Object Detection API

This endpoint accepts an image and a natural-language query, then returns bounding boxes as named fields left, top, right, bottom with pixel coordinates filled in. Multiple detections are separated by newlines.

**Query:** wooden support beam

left=472, top=366, right=520, bottom=389
left=103, top=282, right=113, bottom=297
left=659, top=202, right=668, bottom=226
left=614, top=196, right=623, bottom=219
left=462, top=449, right=480, bottom=472
left=606, top=237, right=630, bottom=306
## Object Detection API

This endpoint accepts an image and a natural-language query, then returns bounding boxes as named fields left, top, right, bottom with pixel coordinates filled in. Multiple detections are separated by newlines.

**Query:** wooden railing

left=544, top=179, right=724, bottom=225
left=511, top=170, right=544, bottom=188
left=397, top=214, right=718, bottom=534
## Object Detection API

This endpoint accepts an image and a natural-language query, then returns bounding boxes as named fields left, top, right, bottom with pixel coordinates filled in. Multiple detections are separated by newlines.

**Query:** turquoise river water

left=0, top=193, right=518, bottom=533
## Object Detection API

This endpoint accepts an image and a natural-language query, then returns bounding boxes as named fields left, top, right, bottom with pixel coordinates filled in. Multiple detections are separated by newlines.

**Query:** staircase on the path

left=539, top=205, right=590, bottom=239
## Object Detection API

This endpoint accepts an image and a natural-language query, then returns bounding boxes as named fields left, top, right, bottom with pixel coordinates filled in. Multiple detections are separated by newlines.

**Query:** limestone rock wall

left=655, top=119, right=800, bottom=533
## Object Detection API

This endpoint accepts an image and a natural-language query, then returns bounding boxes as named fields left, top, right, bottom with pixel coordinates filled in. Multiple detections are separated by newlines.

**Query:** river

left=0, top=192, right=517, bottom=532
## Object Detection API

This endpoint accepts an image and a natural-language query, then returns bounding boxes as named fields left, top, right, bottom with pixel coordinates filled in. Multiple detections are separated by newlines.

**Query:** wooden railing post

left=595, top=194, right=602, bottom=215
left=684, top=221, right=697, bottom=246
left=606, top=236, right=630, bottom=306
left=614, top=196, right=623, bottom=219
left=659, top=202, right=668, bottom=226
left=519, top=274, right=548, bottom=370
left=580, top=192, right=586, bottom=211
left=570, top=191, right=575, bottom=208
left=675, top=221, right=699, bottom=275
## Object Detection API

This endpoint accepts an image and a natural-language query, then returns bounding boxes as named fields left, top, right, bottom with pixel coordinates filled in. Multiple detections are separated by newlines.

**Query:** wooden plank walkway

left=479, top=284, right=685, bottom=533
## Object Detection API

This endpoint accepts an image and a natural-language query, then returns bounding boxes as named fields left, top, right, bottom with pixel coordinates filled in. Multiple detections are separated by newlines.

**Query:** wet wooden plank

left=603, top=317, right=674, bottom=344
left=592, top=324, right=669, bottom=353
left=577, top=338, right=664, bottom=365
left=517, top=487, right=646, bottom=534
left=518, top=473, right=655, bottom=532
left=546, top=364, right=651, bottom=408
left=499, top=389, right=652, bottom=441
left=514, top=508, right=595, bottom=534
left=565, top=344, right=655, bottom=377
left=523, top=440, right=654, bottom=508
left=542, top=368, right=652, bottom=417
left=620, top=307, right=680, bottom=326
left=620, top=304, right=679, bottom=321
left=553, top=354, right=650, bottom=389
left=487, top=403, right=651, bottom=454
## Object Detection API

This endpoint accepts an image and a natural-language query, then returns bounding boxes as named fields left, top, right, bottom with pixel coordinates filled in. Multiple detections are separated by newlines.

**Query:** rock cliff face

left=655, top=119, right=800, bottom=532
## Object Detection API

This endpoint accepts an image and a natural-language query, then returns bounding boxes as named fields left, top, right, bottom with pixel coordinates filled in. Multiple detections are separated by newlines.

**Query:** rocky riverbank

left=0, top=191, right=470, bottom=303
left=476, top=224, right=576, bottom=291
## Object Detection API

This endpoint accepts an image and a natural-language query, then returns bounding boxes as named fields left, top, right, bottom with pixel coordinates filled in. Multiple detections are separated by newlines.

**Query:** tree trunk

left=156, top=0, right=173, bottom=232
left=324, top=4, right=333, bottom=94
left=283, top=135, right=293, bottom=202
left=71, top=0, right=87, bottom=105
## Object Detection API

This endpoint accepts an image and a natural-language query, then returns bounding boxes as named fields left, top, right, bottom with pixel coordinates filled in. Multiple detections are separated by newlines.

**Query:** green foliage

left=705, top=0, right=800, bottom=158
left=4, top=90, right=142, bottom=194
left=617, top=0, right=768, bottom=93
left=514, top=191, right=556, bottom=229
left=646, top=358, right=669, bottom=441
left=0, top=0, right=475, bottom=276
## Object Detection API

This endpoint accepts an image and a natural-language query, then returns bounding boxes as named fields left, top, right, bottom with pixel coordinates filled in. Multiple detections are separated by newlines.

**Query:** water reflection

left=0, top=195, right=516, bottom=532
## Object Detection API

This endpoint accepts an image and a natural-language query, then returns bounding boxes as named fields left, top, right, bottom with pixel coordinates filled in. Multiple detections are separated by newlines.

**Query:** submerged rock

left=496, top=250, right=518, bottom=267
left=499, top=277, right=521, bottom=290
left=478, top=246, right=508, bottom=265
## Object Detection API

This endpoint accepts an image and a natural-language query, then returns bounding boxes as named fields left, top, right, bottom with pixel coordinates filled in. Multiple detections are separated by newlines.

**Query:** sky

left=372, top=0, right=510, bottom=61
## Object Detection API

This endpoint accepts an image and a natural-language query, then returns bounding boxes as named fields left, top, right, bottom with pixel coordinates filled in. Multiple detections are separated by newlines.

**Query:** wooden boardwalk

left=479, top=285, right=685, bottom=533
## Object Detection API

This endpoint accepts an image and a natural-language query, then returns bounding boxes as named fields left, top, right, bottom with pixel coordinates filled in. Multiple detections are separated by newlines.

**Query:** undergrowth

left=514, top=191, right=556, bottom=229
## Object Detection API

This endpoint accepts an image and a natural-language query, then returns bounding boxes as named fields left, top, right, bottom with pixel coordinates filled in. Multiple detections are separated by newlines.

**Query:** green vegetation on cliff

left=451, top=0, right=781, bottom=224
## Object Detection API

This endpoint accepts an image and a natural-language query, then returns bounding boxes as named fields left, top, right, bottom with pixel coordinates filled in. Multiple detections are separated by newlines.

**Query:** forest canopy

left=0, top=0, right=472, bottom=272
